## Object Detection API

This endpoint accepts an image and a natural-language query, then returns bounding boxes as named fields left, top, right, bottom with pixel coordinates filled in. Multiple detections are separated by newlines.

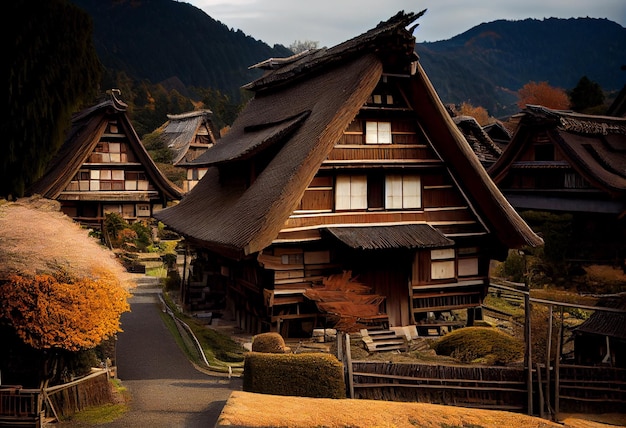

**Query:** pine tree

left=3, top=0, right=102, bottom=198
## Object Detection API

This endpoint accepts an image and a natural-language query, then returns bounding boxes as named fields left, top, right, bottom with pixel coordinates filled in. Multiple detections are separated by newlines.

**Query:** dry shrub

left=251, top=332, right=291, bottom=353
left=433, top=326, right=524, bottom=365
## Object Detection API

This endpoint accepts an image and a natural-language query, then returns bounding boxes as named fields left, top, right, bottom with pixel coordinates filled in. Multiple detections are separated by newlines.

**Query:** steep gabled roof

left=155, top=11, right=542, bottom=259
left=489, top=105, right=626, bottom=198
left=28, top=93, right=183, bottom=201
left=453, top=115, right=503, bottom=166
left=152, top=110, right=218, bottom=165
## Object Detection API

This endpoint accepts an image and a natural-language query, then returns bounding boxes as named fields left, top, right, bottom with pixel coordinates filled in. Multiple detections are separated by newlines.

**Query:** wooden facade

left=489, top=105, right=626, bottom=266
left=148, top=110, right=219, bottom=192
left=156, top=11, right=542, bottom=338
left=28, top=91, right=182, bottom=229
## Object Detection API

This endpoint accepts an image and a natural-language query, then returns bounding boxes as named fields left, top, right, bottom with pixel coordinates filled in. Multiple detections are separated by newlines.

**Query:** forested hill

left=70, top=0, right=293, bottom=102
left=71, top=0, right=625, bottom=118
left=416, top=17, right=626, bottom=117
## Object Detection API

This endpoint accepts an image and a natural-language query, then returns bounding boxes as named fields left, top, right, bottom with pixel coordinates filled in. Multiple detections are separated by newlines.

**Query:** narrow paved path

left=98, top=278, right=242, bottom=427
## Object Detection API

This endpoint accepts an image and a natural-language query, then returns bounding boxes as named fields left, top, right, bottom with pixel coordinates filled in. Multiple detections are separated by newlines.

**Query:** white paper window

left=458, top=258, right=479, bottom=277
left=365, top=121, right=392, bottom=144
left=431, top=261, right=455, bottom=279
left=385, top=175, right=421, bottom=209
left=431, top=248, right=455, bottom=260
left=336, top=175, right=367, bottom=210
left=112, top=170, right=124, bottom=180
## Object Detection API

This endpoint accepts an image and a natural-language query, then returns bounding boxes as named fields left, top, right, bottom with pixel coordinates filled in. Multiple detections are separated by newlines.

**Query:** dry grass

left=218, top=391, right=625, bottom=428
left=0, top=196, right=133, bottom=288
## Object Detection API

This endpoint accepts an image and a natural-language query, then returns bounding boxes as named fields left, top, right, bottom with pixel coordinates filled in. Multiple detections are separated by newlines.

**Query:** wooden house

left=573, top=296, right=626, bottom=368
left=28, top=90, right=183, bottom=229
left=148, top=110, right=220, bottom=192
left=453, top=116, right=503, bottom=168
left=483, top=120, right=512, bottom=149
left=488, top=105, right=626, bottom=265
left=155, top=11, right=542, bottom=338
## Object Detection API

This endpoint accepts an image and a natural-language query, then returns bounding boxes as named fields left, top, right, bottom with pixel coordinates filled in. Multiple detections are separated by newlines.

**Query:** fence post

left=524, top=288, right=533, bottom=415
left=345, top=333, right=354, bottom=399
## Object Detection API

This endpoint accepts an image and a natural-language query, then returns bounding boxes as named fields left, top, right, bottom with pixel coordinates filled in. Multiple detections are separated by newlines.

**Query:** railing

left=0, top=368, right=111, bottom=426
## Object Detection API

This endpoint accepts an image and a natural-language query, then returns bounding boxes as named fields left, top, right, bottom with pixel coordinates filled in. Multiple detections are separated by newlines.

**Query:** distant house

left=453, top=116, right=503, bottom=168
left=573, top=296, right=626, bottom=368
left=155, top=11, right=542, bottom=338
left=148, top=110, right=220, bottom=192
left=489, top=105, right=626, bottom=265
left=28, top=91, right=183, bottom=229
left=482, top=120, right=512, bottom=149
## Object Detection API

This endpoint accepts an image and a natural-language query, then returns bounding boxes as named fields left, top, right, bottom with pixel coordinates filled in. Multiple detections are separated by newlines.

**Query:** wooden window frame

left=365, top=121, right=392, bottom=145
left=336, top=175, right=367, bottom=210
left=385, top=174, right=421, bottom=209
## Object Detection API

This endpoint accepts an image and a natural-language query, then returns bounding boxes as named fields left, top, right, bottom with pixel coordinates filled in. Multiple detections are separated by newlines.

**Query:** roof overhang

left=321, top=224, right=454, bottom=250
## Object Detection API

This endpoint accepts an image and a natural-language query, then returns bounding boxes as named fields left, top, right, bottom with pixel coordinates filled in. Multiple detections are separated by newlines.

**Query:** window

left=385, top=175, right=421, bottom=209
left=336, top=175, right=367, bottom=210
left=431, top=248, right=455, bottom=280
left=458, top=247, right=479, bottom=277
left=365, top=121, right=391, bottom=144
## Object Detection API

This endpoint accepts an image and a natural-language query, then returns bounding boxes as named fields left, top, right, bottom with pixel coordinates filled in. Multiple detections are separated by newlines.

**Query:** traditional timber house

left=489, top=105, right=626, bottom=266
left=28, top=90, right=183, bottom=229
left=453, top=116, right=503, bottom=168
left=155, top=11, right=542, bottom=338
left=573, top=295, right=626, bottom=368
left=483, top=120, right=512, bottom=149
left=148, top=110, right=220, bottom=192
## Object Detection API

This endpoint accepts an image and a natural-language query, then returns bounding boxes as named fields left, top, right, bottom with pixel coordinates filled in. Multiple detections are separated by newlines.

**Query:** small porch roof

left=322, top=224, right=454, bottom=250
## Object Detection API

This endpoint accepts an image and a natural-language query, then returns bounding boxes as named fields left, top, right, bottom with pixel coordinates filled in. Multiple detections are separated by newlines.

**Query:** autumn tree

left=0, top=198, right=131, bottom=386
left=456, top=102, right=492, bottom=126
left=3, top=0, right=102, bottom=199
left=517, top=81, right=570, bottom=110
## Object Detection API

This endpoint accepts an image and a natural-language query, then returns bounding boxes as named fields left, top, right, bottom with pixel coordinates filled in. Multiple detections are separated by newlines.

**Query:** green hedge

left=243, top=352, right=346, bottom=398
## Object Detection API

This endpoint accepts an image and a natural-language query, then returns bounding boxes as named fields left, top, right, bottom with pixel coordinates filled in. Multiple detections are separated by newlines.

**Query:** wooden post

left=554, top=307, right=562, bottom=419
left=545, top=304, right=553, bottom=417
left=525, top=289, right=533, bottom=415
left=345, top=333, right=354, bottom=399
left=536, top=363, right=544, bottom=419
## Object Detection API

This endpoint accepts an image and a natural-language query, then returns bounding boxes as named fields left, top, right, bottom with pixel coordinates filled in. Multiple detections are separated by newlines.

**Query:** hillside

left=70, top=0, right=292, bottom=102
left=417, top=17, right=626, bottom=117
left=70, top=1, right=626, bottom=117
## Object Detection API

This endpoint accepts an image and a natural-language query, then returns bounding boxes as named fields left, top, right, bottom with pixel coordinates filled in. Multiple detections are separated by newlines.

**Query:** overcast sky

left=183, top=0, right=626, bottom=47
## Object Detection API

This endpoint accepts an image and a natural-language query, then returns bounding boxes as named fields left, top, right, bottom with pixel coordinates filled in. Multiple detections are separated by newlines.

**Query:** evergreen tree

left=3, top=0, right=102, bottom=198
left=569, top=76, right=605, bottom=113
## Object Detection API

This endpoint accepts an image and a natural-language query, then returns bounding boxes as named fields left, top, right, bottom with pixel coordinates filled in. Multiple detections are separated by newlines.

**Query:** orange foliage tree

left=517, top=81, right=570, bottom=110
left=0, top=269, right=130, bottom=352
left=457, top=102, right=492, bottom=126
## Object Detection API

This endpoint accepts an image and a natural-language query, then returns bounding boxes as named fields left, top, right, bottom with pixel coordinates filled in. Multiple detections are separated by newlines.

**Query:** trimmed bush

left=243, top=352, right=346, bottom=398
left=432, top=327, right=523, bottom=365
left=251, top=332, right=291, bottom=353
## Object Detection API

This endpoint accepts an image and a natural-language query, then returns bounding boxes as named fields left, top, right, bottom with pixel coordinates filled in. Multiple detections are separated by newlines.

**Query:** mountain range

left=71, top=0, right=626, bottom=118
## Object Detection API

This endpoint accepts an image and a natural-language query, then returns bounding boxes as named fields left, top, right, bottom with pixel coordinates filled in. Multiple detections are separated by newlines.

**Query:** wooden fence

left=350, top=360, right=527, bottom=412
left=0, top=368, right=112, bottom=426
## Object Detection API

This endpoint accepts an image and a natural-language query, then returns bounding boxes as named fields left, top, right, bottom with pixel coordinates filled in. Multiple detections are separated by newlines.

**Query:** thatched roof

left=151, top=110, right=218, bottom=165
left=155, top=11, right=542, bottom=259
left=490, top=105, right=626, bottom=198
left=453, top=116, right=503, bottom=166
left=28, top=92, right=182, bottom=201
